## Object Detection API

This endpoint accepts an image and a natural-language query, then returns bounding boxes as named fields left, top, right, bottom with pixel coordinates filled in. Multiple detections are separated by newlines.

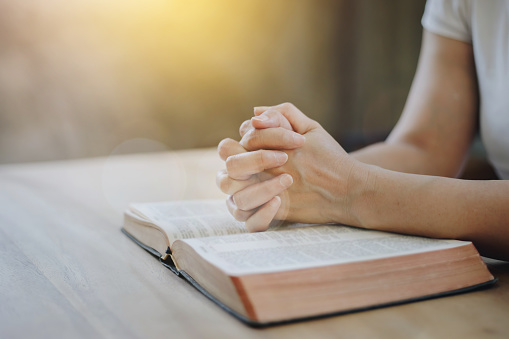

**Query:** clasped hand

left=216, top=103, right=368, bottom=232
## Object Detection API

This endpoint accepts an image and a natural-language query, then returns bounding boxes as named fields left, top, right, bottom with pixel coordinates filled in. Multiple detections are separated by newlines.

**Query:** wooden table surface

left=1, top=148, right=508, bottom=339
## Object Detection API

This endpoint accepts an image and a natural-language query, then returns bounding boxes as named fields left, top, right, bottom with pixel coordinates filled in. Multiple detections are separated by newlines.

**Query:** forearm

left=347, top=165, right=509, bottom=260
left=350, top=141, right=464, bottom=177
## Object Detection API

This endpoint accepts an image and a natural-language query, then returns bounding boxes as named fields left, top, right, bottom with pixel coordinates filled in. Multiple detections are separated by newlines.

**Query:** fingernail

left=275, top=152, right=288, bottom=164
left=252, top=115, right=268, bottom=122
left=292, top=133, right=305, bottom=145
left=253, top=107, right=264, bottom=115
left=279, top=174, right=293, bottom=187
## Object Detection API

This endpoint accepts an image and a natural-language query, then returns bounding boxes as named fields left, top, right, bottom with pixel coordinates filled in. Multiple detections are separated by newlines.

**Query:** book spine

left=160, top=248, right=180, bottom=276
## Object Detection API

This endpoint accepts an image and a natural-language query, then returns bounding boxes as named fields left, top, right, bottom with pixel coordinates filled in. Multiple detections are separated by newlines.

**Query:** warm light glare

left=0, top=1, right=421, bottom=163
left=0, top=0, right=341, bottom=163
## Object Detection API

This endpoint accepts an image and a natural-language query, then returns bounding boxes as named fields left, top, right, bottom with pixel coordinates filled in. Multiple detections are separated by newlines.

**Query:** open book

left=122, top=199, right=495, bottom=326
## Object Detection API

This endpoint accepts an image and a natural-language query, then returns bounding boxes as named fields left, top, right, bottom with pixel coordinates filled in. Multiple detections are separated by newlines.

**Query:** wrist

left=335, top=160, right=381, bottom=228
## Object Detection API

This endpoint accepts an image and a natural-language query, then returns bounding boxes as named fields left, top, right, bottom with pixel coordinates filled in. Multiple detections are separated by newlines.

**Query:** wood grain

left=0, top=148, right=508, bottom=338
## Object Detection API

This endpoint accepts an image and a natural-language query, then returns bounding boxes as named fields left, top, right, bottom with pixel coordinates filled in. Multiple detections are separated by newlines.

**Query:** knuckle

left=218, top=137, right=234, bottom=149
left=258, top=150, right=271, bottom=170
left=239, top=120, right=252, bottom=136
left=250, top=131, right=263, bottom=149
left=225, top=155, right=238, bottom=173
left=232, top=193, right=248, bottom=211
left=246, top=220, right=268, bottom=233
left=263, top=109, right=277, bottom=117
left=282, top=129, right=294, bottom=145
left=232, top=209, right=249, bottom=222
left=241, top=129, right=260, bottom=151
left=217, top=138, right=235, bottom=159
left=218, top=177, right=231, bottom=194
left=280, top=102, right=295, bottom=110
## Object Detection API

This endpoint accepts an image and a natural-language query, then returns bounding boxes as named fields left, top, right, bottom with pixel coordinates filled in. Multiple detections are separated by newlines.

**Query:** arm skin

left=350, top=30, right=478, bottom=177
left=352, top=167, right=509, bottom=261
left=216, top=31, right=509, bottom=260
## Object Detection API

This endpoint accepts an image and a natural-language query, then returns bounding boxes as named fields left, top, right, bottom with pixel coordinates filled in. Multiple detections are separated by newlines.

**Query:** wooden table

left=1, top=148, right=508, bottom=338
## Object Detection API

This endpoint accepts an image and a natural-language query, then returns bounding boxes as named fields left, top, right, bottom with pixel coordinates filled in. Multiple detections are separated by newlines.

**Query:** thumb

left=251, top=109, right=293, bottom=131
left=255, top=103, right=317, bottom=134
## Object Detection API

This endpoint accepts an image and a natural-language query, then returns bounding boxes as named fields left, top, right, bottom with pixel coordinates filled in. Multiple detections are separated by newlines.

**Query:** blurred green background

left=0, top=0, right=427, bottom=164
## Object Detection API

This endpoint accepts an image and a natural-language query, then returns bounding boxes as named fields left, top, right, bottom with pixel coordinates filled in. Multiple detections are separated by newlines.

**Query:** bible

left=122, top=199, right=495, bottom=326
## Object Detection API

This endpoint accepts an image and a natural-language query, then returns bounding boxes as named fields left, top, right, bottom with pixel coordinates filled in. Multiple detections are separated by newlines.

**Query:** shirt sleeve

left=421, top=0, right=472, bottom=42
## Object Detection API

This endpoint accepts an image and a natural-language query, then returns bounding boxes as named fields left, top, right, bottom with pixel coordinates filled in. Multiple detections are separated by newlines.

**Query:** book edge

left=178, top=271, right=497, bottom=327
left=121, top=228, right=180, bottom=276
left=121, top=228, right=498, bottom=327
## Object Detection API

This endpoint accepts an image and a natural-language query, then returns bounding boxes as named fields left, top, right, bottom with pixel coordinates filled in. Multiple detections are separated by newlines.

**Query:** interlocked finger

left=218, top=138, right=246, bottom=161
left=254, top=102, right=318, bottom=134
left=216, top=169, right=261, bottom=195
left=240, top=127, right=305, bottom=152
left=233, top=173, right=293, bottom=211
left=250, top=109, right=293, bottom=131
left=226, top=195, right=256, bottom=222
left=225, top=149, right=288, bottom=180
left=245, top=196, right=282, bottom=232
left=239, top=120, right=253, bottom=138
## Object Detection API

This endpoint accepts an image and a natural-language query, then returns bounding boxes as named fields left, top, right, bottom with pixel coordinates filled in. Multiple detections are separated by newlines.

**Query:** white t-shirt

left=422, top=0, right=509, bottom=179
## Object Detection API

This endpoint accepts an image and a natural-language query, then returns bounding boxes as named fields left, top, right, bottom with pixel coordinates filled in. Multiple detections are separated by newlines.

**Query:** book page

left=130, top=200, right=247, bottom=245
left=180, top=225, right=470, bottom=275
